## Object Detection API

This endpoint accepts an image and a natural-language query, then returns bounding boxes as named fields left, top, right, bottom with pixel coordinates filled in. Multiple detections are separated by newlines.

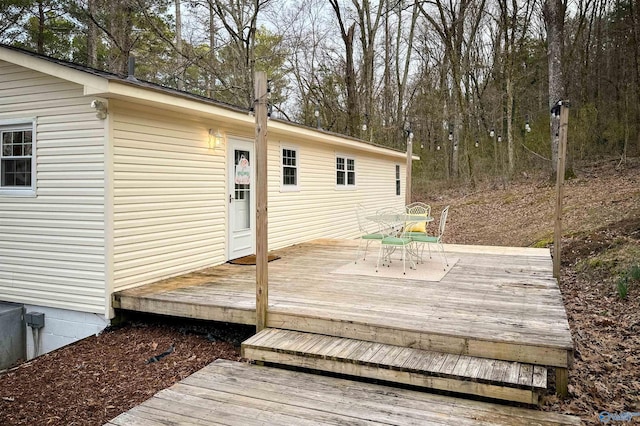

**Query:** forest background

left=2, top=0, right=638, bottom=190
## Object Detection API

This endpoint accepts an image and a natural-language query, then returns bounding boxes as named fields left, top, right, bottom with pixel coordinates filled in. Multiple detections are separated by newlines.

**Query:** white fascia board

left=0, top=47, right=108, bottom=90
left=269, top=121, right=419, bottom=161
left=104, top=81, right=253, bottom=126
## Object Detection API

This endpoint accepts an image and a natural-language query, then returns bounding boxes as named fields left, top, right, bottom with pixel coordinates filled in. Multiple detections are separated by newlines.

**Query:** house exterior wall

left=111, top=101, right=406, bottom=292
left=23, top=304, right=109, bottom=359
left=268, top=134, right=406, bottom=249
left=0, top=60, right=107, bottom=316
left=111, top=102, right=227, bottom=291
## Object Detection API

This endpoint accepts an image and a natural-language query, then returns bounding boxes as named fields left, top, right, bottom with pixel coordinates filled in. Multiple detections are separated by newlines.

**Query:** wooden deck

left=114, top=239, right=573, bottom=368
left=106, top=359, right=581, bottom=426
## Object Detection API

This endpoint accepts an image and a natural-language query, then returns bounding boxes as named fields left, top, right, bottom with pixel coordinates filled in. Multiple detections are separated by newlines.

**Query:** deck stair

left=242, top=328, right=548, bottom=405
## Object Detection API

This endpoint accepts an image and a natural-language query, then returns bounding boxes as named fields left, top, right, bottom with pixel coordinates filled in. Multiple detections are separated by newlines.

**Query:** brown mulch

left=1, top=157, right=638, bottom=425
left=0, top=316, right=253, bottom=426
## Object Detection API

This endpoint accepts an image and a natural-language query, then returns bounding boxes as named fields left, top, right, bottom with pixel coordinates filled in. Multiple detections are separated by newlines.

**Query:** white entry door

left=228, top=138, right=255, bottom=260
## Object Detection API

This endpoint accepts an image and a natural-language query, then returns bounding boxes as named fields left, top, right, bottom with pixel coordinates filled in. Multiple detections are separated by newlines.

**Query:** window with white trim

left=281, top=147, right=298, bottom=190
left=395, top=165, right=401, bottom=196
left=1, top=120, right=36, bottom=196
left=336, top=155, right=355, bottom=188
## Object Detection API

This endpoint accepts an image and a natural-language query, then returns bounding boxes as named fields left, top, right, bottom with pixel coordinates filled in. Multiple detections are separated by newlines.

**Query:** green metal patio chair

left=354, top=204, right=384, bottom=263
left=375, top=208, right=416, bottom=275
left=410, top=205, right=449, bottom=270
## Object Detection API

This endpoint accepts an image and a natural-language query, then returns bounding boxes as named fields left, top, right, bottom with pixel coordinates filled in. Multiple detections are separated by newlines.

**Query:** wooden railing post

left=405, top=133, right=413, bottom=205
left=553, top=101, right=569, bottom=397
left=553, top=101, right=569, bottom=280
left=255, top=71, right=268, bottom=332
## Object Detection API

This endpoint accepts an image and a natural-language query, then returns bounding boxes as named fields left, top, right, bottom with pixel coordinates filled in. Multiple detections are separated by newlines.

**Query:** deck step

left=242, top=328, right=548, bottom=405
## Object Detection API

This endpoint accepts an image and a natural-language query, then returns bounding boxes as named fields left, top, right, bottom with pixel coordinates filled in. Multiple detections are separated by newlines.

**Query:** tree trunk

left=543, top=0, right=565, bottom=176
left=208, top=4, right=215, bottom=97
left=175, top=0, right=184, bottom=91
left=506, top=75, right=514, bottom=177
left=37, top=2, right=45, bottom=54
left=383, top=5, right=391, bottom=142
left=87, top=0, right=98, bottom=67
left=344, top=23, right=358, bottom=137
left=630, top=0, right=640, bottom=155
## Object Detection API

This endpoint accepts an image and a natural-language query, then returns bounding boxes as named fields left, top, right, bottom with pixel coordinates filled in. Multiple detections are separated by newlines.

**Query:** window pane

left=396, top=180, right=400, bottom=196
left=396, top=165, right=400, bottom=179
left=283, top=167, right=296, bottom=185
left=336, top=157, right=345, bottom=170
left=347, top=171, right=355, bottom=185
left=337, top=170, right=345, bottom=185
left=347, top=159, right=355, bottom=171
left=2, top=143, right=11, bottom=156
left=1, top=159, right=31, bottom=186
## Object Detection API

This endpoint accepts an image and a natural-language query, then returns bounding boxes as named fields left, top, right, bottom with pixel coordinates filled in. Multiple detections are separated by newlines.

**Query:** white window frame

left=335, top=154, right=356, bottom=190
left=395, top=164, right=401, bottom=196
left=0, top=118, right=37, bottom=197
left=280, top=144, right=300, bottom=192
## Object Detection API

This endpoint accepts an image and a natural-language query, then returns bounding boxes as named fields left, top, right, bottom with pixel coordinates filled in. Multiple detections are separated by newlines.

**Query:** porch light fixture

left=90, top=99, right=108, bottom=120
left=208, top=128, right=224, bottom=150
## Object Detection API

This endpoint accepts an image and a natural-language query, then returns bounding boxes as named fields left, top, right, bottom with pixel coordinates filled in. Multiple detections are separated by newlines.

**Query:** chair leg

left=375, top=243, right=385, bottom=272
left=437, top=241, right=448, bottom=270
left=355, top=238, right=363, bottom=263
left=363, top=240, right=371, bottom=261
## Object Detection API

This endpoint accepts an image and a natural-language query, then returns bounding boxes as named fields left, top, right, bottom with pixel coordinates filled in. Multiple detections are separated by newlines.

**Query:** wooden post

left=553, top=101, right=569, bottom=279
left=405, top=133, right=413, bottom=205
left=556, top=367, right=568, bottom=398
left=254, top=71, right=268, bottom=332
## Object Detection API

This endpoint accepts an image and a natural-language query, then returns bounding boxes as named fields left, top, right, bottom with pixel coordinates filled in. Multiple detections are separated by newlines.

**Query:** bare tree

left=543, top=0, right=565, bottom=175
left=328, top=0, right=359, bottom=137
left=352, top=0, right=384, bottom=140
left=418, top=0, right=486, bottom=178
left=496, top=0, right=535, bottom=177
left=205, top=0, right=272, bottom=107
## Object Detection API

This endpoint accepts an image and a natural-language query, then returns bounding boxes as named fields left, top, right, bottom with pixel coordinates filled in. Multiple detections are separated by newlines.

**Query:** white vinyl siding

left=111, top=103, right=227, bottom=291
left=267, top=137, right=405, bottom=250
left=0, top=60, right=106, bottom=314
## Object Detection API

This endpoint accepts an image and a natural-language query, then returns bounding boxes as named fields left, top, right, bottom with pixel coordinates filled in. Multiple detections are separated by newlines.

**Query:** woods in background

left=1, top=0, right=638, bottom=185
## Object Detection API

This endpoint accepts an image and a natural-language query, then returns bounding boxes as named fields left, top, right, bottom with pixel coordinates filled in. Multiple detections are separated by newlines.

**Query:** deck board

left=115, top=239, right=573, bottom=367
left=106, top=360, right=580, bottom=426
